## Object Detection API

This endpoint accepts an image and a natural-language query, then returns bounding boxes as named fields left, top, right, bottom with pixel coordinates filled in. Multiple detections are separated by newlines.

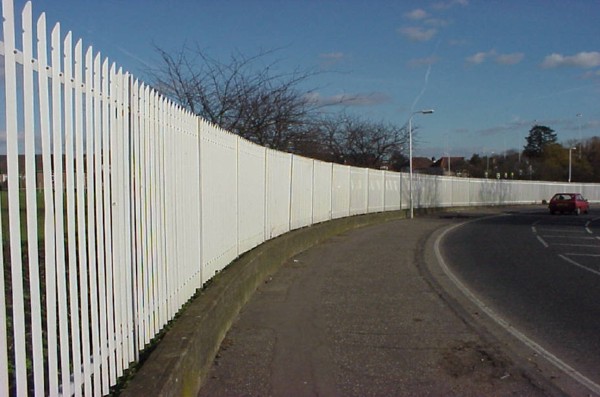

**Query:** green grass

left=1, top=188, right=49, bottom=396
left=1, top=189, right=46, bottom=245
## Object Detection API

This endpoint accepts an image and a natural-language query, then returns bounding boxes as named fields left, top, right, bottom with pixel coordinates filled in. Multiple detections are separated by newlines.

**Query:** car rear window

left=553, top=194, right=574, bottom=200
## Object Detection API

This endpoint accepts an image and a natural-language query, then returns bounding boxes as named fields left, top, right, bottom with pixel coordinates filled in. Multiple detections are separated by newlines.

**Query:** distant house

left=399, top=157, right=435, bottom=174
left=399, top=156, right=470, bottom=177
left=431, top=156, right=468, bottom=177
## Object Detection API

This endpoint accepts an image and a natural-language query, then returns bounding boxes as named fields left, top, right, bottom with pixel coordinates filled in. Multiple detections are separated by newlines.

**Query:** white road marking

left=541, top=235, right=595, bottom=239
left=559, top=254, right=600, bottom=277
left=586, top=218, right=600, bottom=234
left=539, top=228, right=588, bottom=234
left=435, top=219, right=600, bottom=396
left=552, top=243, right=600, bottom=248
left=537, top=236, right=549, bottom=248
left=564, top=253, right=600, bottom=257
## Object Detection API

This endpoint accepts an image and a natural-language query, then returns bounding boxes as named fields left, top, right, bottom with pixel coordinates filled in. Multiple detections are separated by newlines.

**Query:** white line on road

left=559, top=254, right=600, bottom=277
left=586, top=218, right=600, bottom=234
left=539, top=228, right=588, bottom=234
left=537, top=235, right=549, bottom=248
left=541, top=235, right=596, bottom=240
left=435, top=219, right=600, bottom=396
left=564, top=253, right=600, bottom=257
left=552, top=243, right=600, bottom=248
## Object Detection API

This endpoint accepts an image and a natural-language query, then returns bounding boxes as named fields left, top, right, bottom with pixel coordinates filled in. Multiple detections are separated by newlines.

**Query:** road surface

left=440, top=207, right=600, bottom=395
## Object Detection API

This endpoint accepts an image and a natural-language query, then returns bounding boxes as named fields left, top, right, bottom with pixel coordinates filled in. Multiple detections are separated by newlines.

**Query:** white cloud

left=432, top=0, right=468, bottom=10
left=404, top=9, right=428, bottom=20
left=541, top=51, right=600, bottom=68
left=424, top=18, right=450, bottom=28
left=467, top=50, right=524, bottom=65
left=495, top=52, right=524, bottom=65
left=466, top=51, right=489, bottom=64
left=399, top=26, right=437, bottom=42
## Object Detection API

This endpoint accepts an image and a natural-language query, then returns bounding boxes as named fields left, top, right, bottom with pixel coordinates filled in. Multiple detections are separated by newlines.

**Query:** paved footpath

left=198, top=210, right=561, bottom=396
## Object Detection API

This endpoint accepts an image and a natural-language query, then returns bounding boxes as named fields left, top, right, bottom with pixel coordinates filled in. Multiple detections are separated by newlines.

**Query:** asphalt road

left=440, top=207, right=600, bottom=395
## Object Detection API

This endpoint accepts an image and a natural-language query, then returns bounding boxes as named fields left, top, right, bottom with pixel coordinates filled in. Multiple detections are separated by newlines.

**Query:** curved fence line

left=1, top=1, right=600, bottom=395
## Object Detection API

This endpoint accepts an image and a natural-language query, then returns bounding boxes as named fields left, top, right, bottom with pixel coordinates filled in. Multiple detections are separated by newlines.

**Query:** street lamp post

left=408, top=109, right=434, bottom=219
left=576, top=113, right=582, bottom=159
left=568, top=147, right=576, bottom=183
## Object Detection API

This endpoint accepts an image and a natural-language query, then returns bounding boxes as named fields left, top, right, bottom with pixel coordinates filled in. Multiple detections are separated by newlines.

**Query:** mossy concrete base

left=121, top=209, right=432, bottom=397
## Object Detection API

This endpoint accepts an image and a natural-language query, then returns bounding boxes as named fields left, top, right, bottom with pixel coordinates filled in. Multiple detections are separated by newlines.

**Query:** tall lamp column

left=408, top=109, right=434, bottom=219
left=568, top=147, right=576, bottom=183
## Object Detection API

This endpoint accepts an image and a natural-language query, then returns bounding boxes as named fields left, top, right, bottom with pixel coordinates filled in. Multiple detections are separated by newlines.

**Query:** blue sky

left=11, top=0, right=600, bottom=158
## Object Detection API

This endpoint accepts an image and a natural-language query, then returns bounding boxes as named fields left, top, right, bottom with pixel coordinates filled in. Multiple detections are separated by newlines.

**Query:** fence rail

left=1, top=1, right=600, bottom=395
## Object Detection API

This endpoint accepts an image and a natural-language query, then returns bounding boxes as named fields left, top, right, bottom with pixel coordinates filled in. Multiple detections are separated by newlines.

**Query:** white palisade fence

left=1, top=1, right=600, bottom=395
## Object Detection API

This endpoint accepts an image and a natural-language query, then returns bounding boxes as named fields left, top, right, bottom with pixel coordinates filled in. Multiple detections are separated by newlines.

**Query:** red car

left=548, top=193, right=590, bottom=215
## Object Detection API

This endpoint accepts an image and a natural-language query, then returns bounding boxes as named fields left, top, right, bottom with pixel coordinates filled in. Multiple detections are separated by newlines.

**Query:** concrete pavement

left=198, top=210, right=561, bottom=396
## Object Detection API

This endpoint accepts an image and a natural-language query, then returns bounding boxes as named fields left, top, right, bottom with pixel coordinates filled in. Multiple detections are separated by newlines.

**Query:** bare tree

left=150, top=45, right=325, bottom=151
left=317, top=113, right=411, bottom=169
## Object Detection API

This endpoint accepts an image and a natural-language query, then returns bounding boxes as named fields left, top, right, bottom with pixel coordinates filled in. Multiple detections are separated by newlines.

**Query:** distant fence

left=1, top=1, right=600, bottom=396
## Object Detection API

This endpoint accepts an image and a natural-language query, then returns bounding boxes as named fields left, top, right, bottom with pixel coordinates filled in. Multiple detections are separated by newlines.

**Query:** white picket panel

left=139, top=84, right=155, bottom=348
left=400, top=172, right=410, bottom=210
left=384, top=172, right=401, bottom=211
left=20, top=4, right=46, bottom=395
left=452, top=177, right=471, bottom=207
left=139, top=82, right=153, bottom=349
left=178, top=109, right=202, bottom=304
left=1, top=1, right=28, bottom=394
left=411, top=173, right=425, bottom=209
left=130, top=79, right=142, bottom=353
left=437, top=176, right=454, bottom=207
left=331, top=164, right=350, bottom=219
left=417, top=174, right=435, bottom=208
left=154, top=91, right=169, bottom=336
left=290, top=155, right=314, bottom=229
left=84, top=46, right=102, bottom=397
left=367, top=169, right=384, bottom=213
left=200, top=121, right=238, bottom=277
left=163, top=99, right=200, bottom=315
left=238, top=138, right=266, bottom=253
left=63, top=31, right=86, bottom=397
left=350, top=167, right=368, bottom=215
left=122, top=71, right=136, bottom=366
left=33, top=11, right=61, bottom=396
left=312, top=160, right=332, bottom=224
left=73, top=37, right=95, bottom=397
left=163, top=100, right=178, bottom=319
left=265, top=148, right=292, bottom=239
